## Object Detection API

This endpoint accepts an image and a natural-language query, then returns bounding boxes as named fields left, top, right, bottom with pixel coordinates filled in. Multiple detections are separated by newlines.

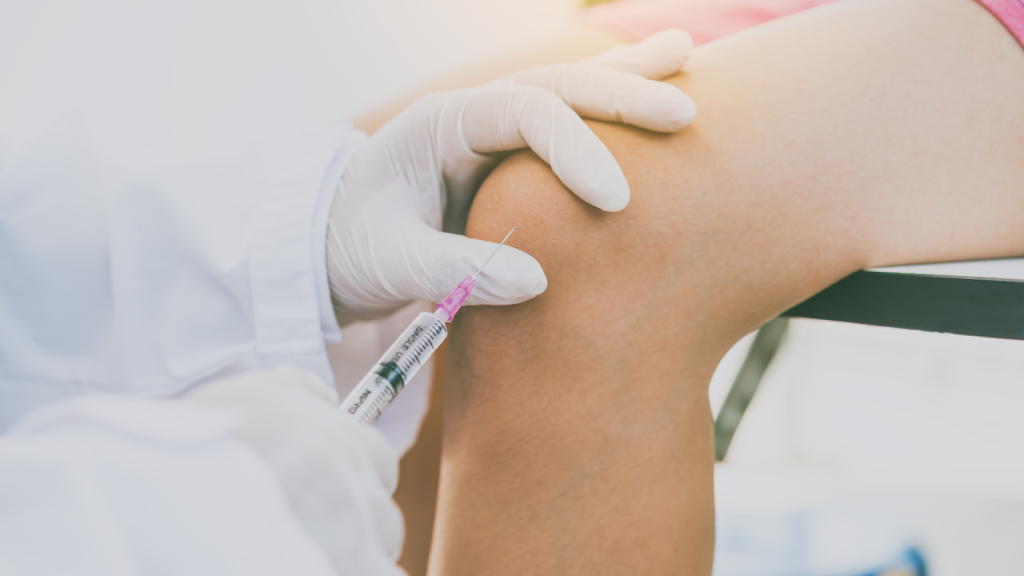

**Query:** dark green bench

left=714, top=258, right=1024, bottom=461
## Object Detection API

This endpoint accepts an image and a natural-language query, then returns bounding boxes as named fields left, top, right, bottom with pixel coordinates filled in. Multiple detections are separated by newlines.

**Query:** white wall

left=0, top=0, right=580, bottom=162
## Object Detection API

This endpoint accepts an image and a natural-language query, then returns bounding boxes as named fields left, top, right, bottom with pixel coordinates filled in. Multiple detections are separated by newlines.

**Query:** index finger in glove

left=493, top=61, right=696, bottom=132
left=459, top=85, right=631, bottom=212
left=581, top=29, right=693, bottom=79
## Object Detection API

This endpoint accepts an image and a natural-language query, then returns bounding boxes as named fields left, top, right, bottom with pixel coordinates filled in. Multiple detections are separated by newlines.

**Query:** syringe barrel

left=341, top=311, right=448, bottom=426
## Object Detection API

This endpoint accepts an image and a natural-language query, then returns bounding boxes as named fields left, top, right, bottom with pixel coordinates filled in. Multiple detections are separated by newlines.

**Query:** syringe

left=341, top=227, right=516, bottom=426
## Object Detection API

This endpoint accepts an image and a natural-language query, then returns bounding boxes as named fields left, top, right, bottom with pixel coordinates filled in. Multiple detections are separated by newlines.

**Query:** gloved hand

left=327, top=30, right=696, bottom=323
left=185, top=367, right=404, bottom=576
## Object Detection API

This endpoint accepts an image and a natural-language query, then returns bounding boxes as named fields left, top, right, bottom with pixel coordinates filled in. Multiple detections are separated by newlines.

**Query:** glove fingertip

left=621, top=82, right=696, bottom=133
left=469, top=248, right=548, bottom=306
left=664, top=91, right=698, bottom=131
left=596, top=188, right=630, bottom=212
left=591, top=162, right=631, bottom=212
left=583, top=29, right=693, bottom=79
left=558, top=142, right=631, bottom=212
left=498, top=251, right=548, bottom=303
left=524, top=269, right=548, bottom=299
left=649, top=29, right=694, bottom=60
left=576, top=178, right=629, bottom=212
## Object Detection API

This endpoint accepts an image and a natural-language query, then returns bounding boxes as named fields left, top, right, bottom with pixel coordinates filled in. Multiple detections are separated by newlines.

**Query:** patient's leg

left=431, top=0, right=1024, bottom=574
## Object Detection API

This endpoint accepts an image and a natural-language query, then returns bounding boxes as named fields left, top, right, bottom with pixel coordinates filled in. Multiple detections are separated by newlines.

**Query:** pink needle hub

left=433, top=227, right=516, bottom=323
left=434, top=276, right=476, bottom=322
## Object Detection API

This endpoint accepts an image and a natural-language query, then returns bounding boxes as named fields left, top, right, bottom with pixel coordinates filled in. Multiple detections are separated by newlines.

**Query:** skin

left=431, top=0, right=1024, bottom=574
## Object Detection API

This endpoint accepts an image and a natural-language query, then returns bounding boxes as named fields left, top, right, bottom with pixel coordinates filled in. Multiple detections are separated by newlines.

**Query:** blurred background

left=0, top=0, right=579, bottom=161
left=5, top=0, right=1024, bottom=573
left=711, top=319, right=1024, bottom=574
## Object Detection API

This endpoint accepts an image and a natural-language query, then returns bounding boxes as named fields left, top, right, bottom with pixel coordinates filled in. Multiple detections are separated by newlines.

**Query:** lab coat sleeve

left=0, top=395, right=339, bottom=576
left=0, top=115, right=366, bottom=427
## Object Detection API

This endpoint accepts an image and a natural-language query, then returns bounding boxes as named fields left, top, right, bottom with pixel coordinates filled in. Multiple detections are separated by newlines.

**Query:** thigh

left=469, top=0, right=1024, bottom=351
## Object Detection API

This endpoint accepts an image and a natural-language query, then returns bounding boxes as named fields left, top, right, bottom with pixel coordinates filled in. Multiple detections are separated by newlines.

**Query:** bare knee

left=458, top=143, right=721, bottom=395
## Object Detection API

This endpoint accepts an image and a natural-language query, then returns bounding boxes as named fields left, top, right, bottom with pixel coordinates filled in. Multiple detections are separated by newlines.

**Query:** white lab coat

left=0, top=0, right=427, bottom=571
left=0, top=113, right=370, bottom=574
left=0, top=395, right=339, bottom=576
left=0, top=0, right=436, bottom=455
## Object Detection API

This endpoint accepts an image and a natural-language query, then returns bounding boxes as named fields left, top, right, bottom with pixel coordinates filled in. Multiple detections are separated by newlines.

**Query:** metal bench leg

left=714, top=317, right=789, bottom=461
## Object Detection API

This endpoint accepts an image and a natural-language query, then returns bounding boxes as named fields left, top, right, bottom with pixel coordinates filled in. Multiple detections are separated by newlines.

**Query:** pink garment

left=586, top=0, right=841, bottom=45
left=976, top=0, right=1024, bottom=48
left=588, top=0, right=1024, bottom=50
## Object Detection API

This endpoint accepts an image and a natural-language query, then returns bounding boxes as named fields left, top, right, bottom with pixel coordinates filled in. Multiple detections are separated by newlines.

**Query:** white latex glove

left=328, top=30, right=696, bottom=322
left=185, top=367, right=404, bottom=576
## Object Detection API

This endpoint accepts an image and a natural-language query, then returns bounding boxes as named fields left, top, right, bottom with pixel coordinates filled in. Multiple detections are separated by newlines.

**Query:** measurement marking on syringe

left=397, top=324, right=445, bottom=375
left=358, top=390, right=393, bottom=425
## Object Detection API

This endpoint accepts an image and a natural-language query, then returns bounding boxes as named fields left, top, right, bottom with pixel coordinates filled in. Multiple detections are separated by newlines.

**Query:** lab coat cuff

left=312, top=127, right=367, bottom=345
left=249, top=124, right=365, bottom=384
